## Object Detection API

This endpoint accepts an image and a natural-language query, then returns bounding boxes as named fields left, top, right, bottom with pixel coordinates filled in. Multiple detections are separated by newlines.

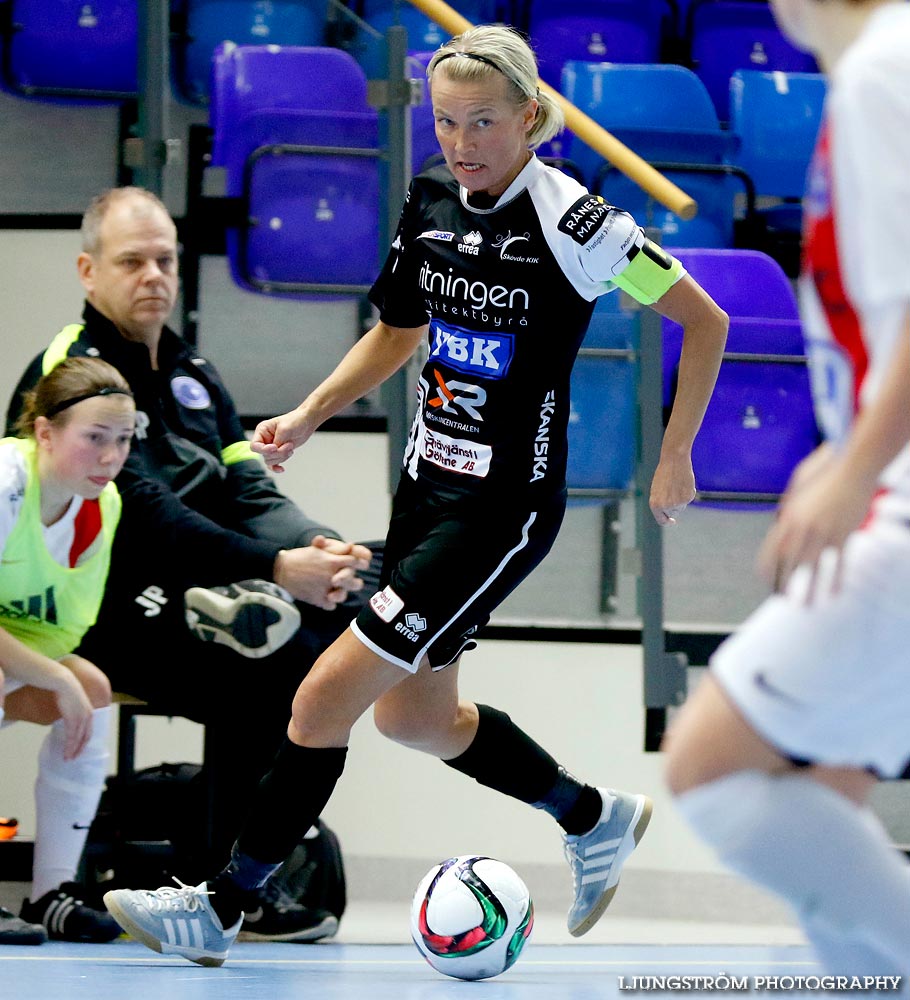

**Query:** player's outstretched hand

left=650, top=452, right=697, bottom=525
left=251, top=407, right=316, bottom=473
left=757, top=444, right=875, bottom=601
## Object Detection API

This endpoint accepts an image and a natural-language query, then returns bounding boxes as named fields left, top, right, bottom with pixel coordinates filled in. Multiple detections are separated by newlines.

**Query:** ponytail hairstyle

left=15, top=357, right=134, bottom=438
left=427, top=24, right=564, bottom=149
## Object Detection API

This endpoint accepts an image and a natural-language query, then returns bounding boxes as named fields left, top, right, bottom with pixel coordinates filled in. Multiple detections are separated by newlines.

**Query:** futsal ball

left=410, top=855, right=534, bottom=981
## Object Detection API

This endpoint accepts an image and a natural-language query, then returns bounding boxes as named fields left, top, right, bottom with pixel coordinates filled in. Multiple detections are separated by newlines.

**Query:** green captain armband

left=612, top=238, right=684, bottom=306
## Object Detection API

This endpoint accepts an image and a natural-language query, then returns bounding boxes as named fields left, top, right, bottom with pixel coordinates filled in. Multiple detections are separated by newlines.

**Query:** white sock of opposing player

left=675, top=771, right=910, bottom=975
left=802, top=913, right=905, bottom=978
left=802, top=810, right=910, bottom=978
left=31, top=706, right=111, bottom=901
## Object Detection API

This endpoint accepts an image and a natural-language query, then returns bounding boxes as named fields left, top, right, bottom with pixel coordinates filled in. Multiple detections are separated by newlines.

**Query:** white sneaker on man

left=185, top=580, right=300, bottom=658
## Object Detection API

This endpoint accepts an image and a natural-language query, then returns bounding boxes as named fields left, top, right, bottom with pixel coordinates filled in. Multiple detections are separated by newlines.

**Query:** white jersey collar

left=458, top=152, right=543, bottom=215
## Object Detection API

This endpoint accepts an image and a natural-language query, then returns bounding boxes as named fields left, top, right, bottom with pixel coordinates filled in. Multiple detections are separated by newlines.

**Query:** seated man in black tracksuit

left=6, top=186, right=383, bottom=942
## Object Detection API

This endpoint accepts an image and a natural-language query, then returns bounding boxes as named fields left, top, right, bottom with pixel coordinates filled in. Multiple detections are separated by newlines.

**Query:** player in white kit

left=664, top=0, right=910, bottom=978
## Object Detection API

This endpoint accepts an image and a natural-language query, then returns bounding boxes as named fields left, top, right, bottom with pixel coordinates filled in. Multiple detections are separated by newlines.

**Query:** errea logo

left=395, top=611, right=427, bottom=642
left=458, top=230, right=483, bottom=255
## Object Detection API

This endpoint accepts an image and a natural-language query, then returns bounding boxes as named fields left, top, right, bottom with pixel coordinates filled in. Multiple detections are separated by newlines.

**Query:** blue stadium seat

left=659, top=247, right=818, bottom=501
left=688, top=336, right=819, bottom=499
left=560, top=62, right=731, bottom=187
left=209, top=44, right=380, bottom=295
left=729, top=69, right=826, bottom=236
left=178, top=0, right=327, bottom=103
left=597, top=166, right=748, bottom=250
left=350, top=0, right=493, bottom=79
left=4, top=0, right=137, bottom=97
left=527, top=0, right=674, bottom=89
left=687, top=0, right=818, bottom=122
left=567, top=306, right=637, bottom=495
left=210, top=42, right=374, bottom=164
left=668, top=246, right=798, bottom=319
left=408, top=51, right=443, bottom=177
left=661, top=247, right=799, bottom=404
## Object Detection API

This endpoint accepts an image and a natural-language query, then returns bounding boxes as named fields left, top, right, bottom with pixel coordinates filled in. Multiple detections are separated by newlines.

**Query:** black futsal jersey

left=369, top=154, right=685, bottom=501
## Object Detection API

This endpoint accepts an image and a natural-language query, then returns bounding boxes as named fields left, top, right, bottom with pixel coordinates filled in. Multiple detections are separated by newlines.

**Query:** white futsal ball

left=410, top=855, right=534, bottom=981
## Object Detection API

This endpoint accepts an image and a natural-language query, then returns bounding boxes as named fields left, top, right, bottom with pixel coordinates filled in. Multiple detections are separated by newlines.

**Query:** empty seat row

left=1, top=0, right=815, bottom=116
left=547, top=62, right=825, bottom=259
left=0, top=0, right=498, bottom=102
left=524, top=0, right=817, bottom=121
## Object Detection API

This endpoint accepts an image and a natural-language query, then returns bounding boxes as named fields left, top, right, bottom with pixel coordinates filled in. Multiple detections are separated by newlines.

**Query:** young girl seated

left=0, top=356, right=134, bottom=944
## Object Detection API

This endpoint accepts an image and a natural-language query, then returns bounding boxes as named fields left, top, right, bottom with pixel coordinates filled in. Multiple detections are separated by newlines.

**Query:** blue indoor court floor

left=1, top=940, right=822, bottom=1000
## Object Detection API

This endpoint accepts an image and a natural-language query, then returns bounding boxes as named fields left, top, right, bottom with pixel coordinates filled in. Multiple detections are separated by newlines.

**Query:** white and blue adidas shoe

left=564, top=788, right=653, bottom=937
left=104, top=880, right=241, bottom=967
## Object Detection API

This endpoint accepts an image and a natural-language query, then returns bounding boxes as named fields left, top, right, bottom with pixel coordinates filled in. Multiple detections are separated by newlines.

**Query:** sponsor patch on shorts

left=370, top=586, right=404, bottom=622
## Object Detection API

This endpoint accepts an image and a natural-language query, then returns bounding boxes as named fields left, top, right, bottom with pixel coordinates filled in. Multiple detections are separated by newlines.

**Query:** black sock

left=235, top=738, right=347, bottom=863
left=442, top=704, right=601, bottom=834
left=206, top=871, right=254, bottom=928
left=553, top=781, right=603, bottom=837
left=206, top=737, right=347, bottom=924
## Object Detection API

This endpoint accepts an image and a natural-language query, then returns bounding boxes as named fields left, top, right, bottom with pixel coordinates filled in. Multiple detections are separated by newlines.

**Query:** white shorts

left=711, top=515, right=910, bottom=777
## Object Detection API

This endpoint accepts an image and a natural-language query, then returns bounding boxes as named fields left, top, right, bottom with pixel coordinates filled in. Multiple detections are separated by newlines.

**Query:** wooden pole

left=405, top=0, right=698, bottom=220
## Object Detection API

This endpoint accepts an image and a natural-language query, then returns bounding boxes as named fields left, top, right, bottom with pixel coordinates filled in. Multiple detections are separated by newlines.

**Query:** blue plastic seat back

left=599, top=168, right=738, bottom=249
left=562, top=61, right=720, bottom=133
left=561, top=62, right=729, bottom=184
left=567, top=320, right=637, bottom=492
left=223, top=108, right=381, bottom=290
left=689, top=0, right=818, bottom=122
left=242, top=140, right=381, bottom=289
left=211, top=44, right=373, bottom=166
left=528, top=2, right=667, bottom=89
left=691, top=357, right=818, bottom=495
left=729, top=69, right=826, bottom=200
left=350, top=0, right=493, bottom=79
left=181, top=0, right=327, bottom=103
left=658, top=264, right=818, bottom=500
left=220, top=107, right=379, bottom=191
left=408, top=51, right=442, bottom=176
left=209, top=45, right=380, bottom=294
left=6, top=0, right=137, bottom=96
left=582, top=287, right=640, bottom=350
left=667, top=247, right=798, bottom=319
left=661, top=314, right=804, bottom=407
left=661, top=247, right=800, bottom=407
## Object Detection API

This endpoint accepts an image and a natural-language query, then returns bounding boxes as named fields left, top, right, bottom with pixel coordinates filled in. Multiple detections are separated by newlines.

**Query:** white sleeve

left=536, top=177, right=684, bottom=304
left=0, top=445, right=27, bottom=556
left=832, top=56, right=910, bottom=308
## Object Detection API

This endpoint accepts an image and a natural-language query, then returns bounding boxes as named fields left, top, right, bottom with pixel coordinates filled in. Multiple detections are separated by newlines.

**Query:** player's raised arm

left=251, top=320, right=427, bottom=471
left=648, top=274, right=729, bottom=524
